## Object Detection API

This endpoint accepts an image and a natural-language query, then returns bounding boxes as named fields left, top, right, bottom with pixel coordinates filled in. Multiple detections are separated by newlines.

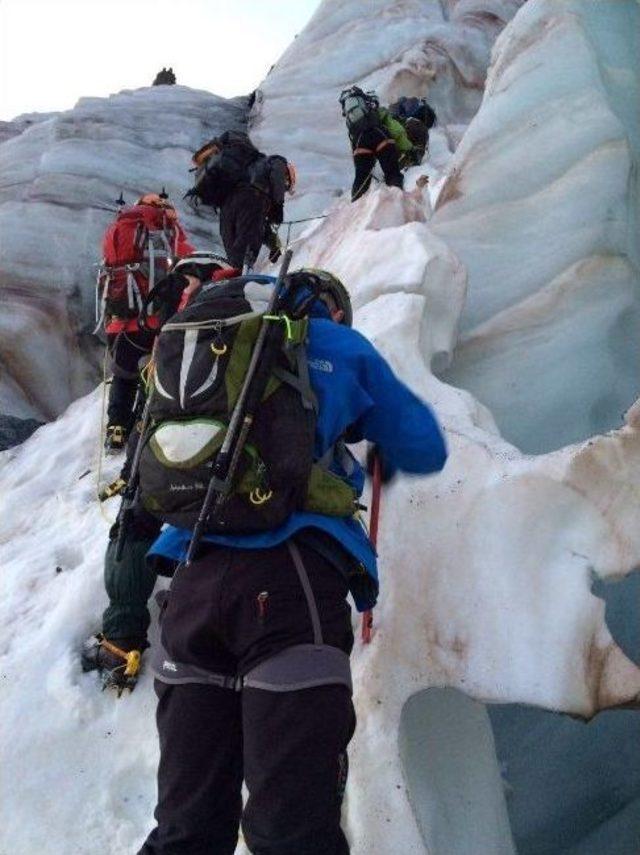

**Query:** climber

left=388, top=96, right=437, bottom=165
left=96, top=193, right=195, bottom=453
left=83, top=253, right=237, bottom=691
left=152, top=67, right=176, bottom=86
left=339, top=86, right=415, bottom=201
left=136, top=267, right=447, bottom=854
left=186, top=130, right=296, bottom=269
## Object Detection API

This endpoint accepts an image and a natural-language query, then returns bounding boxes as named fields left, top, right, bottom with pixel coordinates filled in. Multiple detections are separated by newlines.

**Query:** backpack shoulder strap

left=272, top=343, right=318, bottom=413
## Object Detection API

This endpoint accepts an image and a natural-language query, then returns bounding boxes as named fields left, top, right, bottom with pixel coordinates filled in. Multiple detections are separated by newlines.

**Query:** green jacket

left=378, top=107, right=414, bottom=155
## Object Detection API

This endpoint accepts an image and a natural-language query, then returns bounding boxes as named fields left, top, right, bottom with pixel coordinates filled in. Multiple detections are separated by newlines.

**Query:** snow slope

left=3, top=182, right=640, bottom=853
left=2, top=0, right=640, bottom=853
left=0, top=86, right=246, bottom=425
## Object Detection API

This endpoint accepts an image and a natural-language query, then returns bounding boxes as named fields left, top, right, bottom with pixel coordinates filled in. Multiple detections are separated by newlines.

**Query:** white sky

left=0, top=0, right=320, bottom=121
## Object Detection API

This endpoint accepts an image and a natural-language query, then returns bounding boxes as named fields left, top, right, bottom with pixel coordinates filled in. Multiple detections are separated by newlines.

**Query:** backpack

left=138, top=276, right=358, bottom=533
left=97, top=203, right=179, bottom=322
left=190, top=131, right=261, bottom=208
left=339, top=87, right=380, bottom=137
left=249, top=154, right=286, bottom=198
left=389, top=97, right=437, bottom=130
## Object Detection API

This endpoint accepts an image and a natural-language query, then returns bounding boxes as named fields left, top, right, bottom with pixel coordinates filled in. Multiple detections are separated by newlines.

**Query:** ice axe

left=362, top=453, right=382, bottom=644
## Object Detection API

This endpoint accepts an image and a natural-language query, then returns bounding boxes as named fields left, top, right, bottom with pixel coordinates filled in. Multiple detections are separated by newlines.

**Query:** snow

left=2, top=0, right=640, bottom=853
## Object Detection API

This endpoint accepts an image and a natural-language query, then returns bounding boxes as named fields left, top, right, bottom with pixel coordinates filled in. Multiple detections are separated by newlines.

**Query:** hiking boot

left=104, top=425, right=127, bottom=454
left=98, top=476, right=127, bottom=502
left=81, top=633, right=146, bottom=695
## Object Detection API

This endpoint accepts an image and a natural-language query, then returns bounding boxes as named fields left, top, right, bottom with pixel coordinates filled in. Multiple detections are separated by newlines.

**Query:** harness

left=151, top=541, right=352, bottom=693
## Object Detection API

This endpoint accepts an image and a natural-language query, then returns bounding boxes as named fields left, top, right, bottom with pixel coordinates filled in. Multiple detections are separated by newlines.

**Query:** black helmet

left=300, top=268, right=353, bottom=327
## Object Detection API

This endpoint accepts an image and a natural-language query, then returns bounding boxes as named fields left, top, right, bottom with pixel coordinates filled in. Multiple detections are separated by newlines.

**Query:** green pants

left=102, top=537, right=158, bottom=641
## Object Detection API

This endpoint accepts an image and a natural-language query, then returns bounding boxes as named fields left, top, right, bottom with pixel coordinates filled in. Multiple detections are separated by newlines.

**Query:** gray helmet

left=300, top=268, right=353, bottom=327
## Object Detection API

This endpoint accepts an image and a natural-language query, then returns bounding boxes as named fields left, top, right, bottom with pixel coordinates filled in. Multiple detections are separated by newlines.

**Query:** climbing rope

left=281, top=213, right=329, bottom=249
left=96, top=345, right=117, bottom=524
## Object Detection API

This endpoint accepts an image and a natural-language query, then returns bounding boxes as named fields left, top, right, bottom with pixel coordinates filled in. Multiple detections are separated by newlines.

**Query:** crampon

left=98, top=476, right=127, bottom=502
left=81, top=633, right=143, bottom=695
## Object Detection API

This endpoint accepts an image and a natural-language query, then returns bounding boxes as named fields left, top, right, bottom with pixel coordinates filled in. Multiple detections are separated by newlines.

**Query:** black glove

left=145, top=271, right=189, bottom=323
left=264, top=223, right=282, bottom=263
left=268, top=244, right=282, bottom=263
left=366, top=445, right=396, bottom=484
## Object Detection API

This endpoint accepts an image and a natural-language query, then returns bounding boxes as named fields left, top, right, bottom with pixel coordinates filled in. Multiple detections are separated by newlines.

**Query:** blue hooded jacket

left=149, top=282, right=447, bottom=610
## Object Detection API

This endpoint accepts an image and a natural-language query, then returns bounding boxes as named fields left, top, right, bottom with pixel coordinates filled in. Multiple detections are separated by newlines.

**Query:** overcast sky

left=0, top=0, right=320, bottom=121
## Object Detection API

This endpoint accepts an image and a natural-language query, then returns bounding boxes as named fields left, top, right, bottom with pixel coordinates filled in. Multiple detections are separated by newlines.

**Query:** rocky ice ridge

left=0, top=86, right=246, bottom=432
left=1, top=0, right=640, bottom=853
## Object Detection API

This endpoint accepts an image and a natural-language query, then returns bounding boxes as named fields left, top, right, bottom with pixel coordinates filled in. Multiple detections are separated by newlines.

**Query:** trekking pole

left=362, top=454, right=382, bottom=644
left=184, top=249, right=294, bottom=566
left=114, top=349, right=157, bottom=561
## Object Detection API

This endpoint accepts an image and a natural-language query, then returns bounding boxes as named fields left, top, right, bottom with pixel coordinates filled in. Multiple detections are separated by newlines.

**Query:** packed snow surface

left=2, top=0, right=640, bottom=853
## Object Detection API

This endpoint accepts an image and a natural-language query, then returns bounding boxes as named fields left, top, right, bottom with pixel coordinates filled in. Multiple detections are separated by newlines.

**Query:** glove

left=146, top=271, right=189, bottom=323
left=366, top=445, right=396, bottom=484
left=264, top=224, right=282, bottom=263
left=268, top=244, right=282, bottom=264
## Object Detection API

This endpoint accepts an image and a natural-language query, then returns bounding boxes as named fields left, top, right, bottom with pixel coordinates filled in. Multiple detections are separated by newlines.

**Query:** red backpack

left=96, top=201, right=192, bottom=327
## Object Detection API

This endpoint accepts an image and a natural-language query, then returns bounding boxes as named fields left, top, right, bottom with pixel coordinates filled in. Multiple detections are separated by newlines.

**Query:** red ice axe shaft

left=362, top=454, right=382, bottom=644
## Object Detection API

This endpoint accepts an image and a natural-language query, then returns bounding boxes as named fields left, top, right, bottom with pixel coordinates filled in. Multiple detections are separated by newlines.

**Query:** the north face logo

left=308, top=358, right=333, bottom=373
left=162, top=660, right=178, bottom=672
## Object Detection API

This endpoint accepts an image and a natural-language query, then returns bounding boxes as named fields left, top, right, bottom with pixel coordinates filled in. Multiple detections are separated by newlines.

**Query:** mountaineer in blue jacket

left=134, top=268, right=446, bottom=855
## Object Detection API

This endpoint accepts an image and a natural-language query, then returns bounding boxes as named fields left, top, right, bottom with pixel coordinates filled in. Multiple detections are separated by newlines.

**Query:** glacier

left=0, top=86, right=246, bottom=431
left=1, top=0, right=639, bottom=853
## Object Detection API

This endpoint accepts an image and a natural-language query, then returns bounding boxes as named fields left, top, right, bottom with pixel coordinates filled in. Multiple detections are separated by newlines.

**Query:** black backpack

left=249, top=154, right=286, bottom=197
left=389, top=97, right=437, bottom=130
left=138, top=276, right=357, bottom=533
left=190, top=131, right=261, bottom=208
left=339, top=87, right=380, bottom=137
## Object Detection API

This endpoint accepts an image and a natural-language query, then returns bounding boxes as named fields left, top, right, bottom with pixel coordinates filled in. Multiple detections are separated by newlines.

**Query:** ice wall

left=0, top=86, right=246, bottom=424
left=432, top=0, right=640, bottom=453
left=251, top=0, right=525, bottom=221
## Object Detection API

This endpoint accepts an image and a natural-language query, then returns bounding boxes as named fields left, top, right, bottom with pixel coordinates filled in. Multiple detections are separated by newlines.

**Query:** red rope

left=362, top=455, right=382, bottom=644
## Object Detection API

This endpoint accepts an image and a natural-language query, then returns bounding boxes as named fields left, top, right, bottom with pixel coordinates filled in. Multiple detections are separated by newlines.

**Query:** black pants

left=106, top=328, right=156, bottom=431
left=351, top=126, right=404, bottom=201
left=219, top=186, right=270, bottom=269
left=139, top=538, right=355, bottom=855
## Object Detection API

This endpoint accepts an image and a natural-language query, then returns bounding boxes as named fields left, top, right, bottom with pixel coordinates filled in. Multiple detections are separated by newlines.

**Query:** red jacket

left=104, top=208, right=194, bottom=334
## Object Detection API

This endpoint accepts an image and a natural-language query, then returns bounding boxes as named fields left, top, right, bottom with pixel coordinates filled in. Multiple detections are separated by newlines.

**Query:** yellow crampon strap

left=98, top=477, right=127, bottom=502
left=98, top=635, right=142, bottom=678
left=123, top=650, right=141, bottom=678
